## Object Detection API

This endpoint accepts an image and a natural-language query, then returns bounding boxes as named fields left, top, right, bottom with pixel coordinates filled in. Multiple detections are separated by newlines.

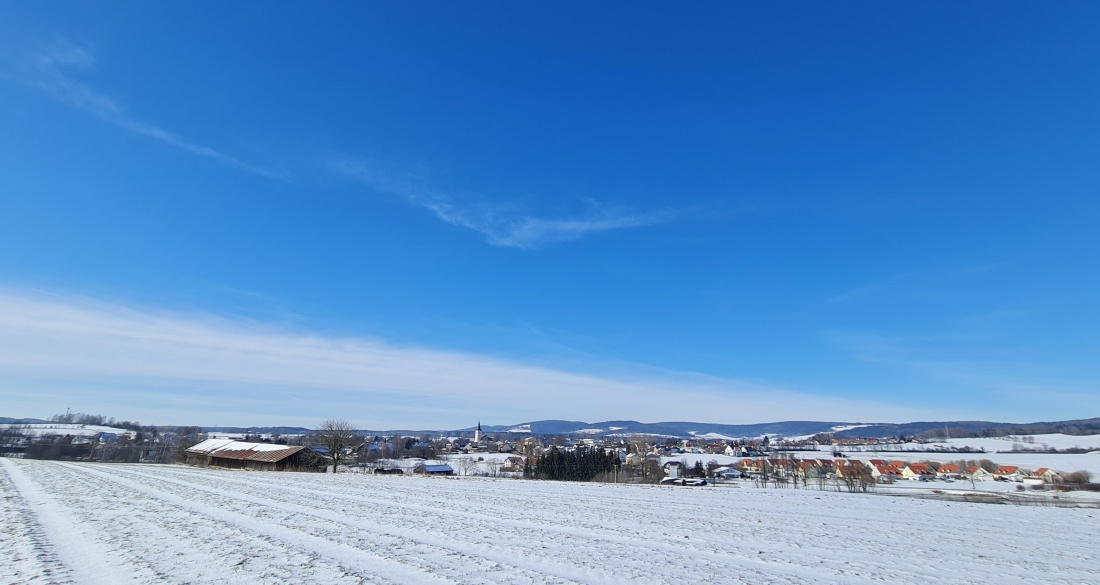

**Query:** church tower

left=474, top=421, right=482, bottom=444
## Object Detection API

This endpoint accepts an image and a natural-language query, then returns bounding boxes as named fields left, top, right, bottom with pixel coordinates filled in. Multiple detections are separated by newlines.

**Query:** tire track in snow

left=89, top=464, right=604, bottom=585
left=139, top=466, right=1100, bottom=585
left=1, top=458, right=158, bottom=585
left=13, top=462, right=1099, bottom=585
left=0, top=459, right=71, bottom=585
left=109, top=465, right=820, bottom=584
left=54, top=462, right=474, bottom=585
left=14, top=460, right=348, bottom=585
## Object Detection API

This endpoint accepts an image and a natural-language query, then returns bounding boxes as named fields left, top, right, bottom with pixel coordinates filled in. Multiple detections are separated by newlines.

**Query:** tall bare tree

left=313, top=419, right=359, bottom=472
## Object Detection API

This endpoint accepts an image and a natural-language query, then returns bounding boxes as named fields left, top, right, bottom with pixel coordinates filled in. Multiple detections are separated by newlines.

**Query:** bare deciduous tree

left=313, top=419, right=359, bottom=473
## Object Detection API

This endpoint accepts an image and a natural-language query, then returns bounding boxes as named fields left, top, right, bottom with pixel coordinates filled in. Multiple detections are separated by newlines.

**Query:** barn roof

left=186, top=439, right=306, bottom=463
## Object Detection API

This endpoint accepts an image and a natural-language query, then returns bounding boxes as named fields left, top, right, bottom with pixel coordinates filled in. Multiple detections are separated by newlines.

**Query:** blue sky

left=1, top=3, right=1098, bottom=429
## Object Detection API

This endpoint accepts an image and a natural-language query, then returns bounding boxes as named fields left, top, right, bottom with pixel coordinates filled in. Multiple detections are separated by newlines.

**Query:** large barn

left=184, top=439, right=324, bottom=472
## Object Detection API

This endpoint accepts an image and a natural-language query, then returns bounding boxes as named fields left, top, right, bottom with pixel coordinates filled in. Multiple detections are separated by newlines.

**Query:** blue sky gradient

left=1, top=3, right=1098, bottom=428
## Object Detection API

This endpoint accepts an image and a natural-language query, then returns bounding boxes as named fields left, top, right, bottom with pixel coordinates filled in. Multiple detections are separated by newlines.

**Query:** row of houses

left=733, top=457, right=1067, bottom=484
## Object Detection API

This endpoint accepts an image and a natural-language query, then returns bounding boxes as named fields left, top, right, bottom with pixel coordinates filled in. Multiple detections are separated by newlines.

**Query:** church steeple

left=474, top=421, right=482, bottom=443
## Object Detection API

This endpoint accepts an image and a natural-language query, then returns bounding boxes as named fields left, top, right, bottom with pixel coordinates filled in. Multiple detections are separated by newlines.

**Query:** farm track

left=2, top=460, right=1099, bottom=584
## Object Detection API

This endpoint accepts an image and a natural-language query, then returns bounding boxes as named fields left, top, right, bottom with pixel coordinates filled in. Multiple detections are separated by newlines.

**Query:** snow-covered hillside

left=2, top=459, right=1099, bottom=584
left=0, top=423, right=134, bottom=437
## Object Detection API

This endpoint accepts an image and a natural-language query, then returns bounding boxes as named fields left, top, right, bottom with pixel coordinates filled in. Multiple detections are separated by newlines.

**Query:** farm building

left=184, top=439, right=324, bottom=472
left=413, top=463, right=454, bottom=476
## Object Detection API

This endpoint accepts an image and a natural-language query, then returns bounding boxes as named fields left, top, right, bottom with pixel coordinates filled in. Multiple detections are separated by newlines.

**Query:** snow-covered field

left=822, top=434, right=1100, bottom=478
left=932, top=433, right=1100, bottom=452
left=3, top=459, right=1099, bottom=584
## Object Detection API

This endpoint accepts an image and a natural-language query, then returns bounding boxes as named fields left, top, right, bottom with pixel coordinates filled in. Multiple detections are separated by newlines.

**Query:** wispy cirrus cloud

left=0, top=288, right=936, bottom=428
left=4, top=39, right=281, bottom=178
left=330, top=155, right=678, bottom=248
left=6, top=39, right=677, bottom=248
left=830, top=328, right=1099, bottom=420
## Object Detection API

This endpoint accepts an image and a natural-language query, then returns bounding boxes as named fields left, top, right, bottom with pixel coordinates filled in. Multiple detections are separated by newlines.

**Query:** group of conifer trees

left=523, top=446, right=620, bottom=481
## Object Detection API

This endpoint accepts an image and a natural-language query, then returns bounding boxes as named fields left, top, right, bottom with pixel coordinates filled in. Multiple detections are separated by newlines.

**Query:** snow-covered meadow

left=2, top=459, right=1099, bottom=584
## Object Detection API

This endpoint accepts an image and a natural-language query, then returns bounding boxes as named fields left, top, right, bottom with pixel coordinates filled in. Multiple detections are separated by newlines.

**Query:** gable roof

left=186, top=439, right=306, bottom=463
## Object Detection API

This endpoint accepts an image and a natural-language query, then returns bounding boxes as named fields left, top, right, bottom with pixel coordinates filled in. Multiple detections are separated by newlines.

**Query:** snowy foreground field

left=3, top=459, right=1099, bottom=585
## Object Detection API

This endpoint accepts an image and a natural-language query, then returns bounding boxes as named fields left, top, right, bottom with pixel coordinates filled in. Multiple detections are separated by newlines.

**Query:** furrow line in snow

left=109, top=464, right=831, bottom=584
left=14, top=459, right=371, bottom=585
left=147, top=466, right=732, bottom=549
left=15, top=462, right=1099, bottom=585
left=1, top=458, right=161, bottom=585
left=89, top=464, right=611, bottom=585
left=50, top=461, right=462, bottom=585
left=0, top=458, right=72, bottom=585
left=150, top=465, right=1100, bottom=584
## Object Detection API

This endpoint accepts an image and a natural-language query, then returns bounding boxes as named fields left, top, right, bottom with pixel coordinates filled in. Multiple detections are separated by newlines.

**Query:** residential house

left=835, top=460, right=867, bottom=479
left=738, top=458, right=764, bottom=473
left=1031, top=468, right=1063, bottom=484
left=501, top=456, right=525, bottom=472
left=871, top=464, right=902, bottom=482
left=963, top=465, right=993, bottom=481
left=793, top=460, right=824, bottom=479
left=901, top=463, right=936, bottom=481
left=937, top=464, right=962, bottom=479
left=992, top=466, right=1023, bottom=482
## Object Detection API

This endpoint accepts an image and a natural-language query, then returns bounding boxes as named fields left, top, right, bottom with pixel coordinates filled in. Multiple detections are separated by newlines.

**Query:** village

left=7, top=420, right=1092, bottom=496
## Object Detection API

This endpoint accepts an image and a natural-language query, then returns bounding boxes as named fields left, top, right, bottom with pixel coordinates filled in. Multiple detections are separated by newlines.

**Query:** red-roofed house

left=872, top=464, right=902, bottom=482
left=902, top=463, right=936, bottom=481
left=1030, top=468, right=1063, bottom=484
left=963, top=466, right=993, bottom=481
left=738, top=458, right=763, bottom=473
left=937, top=463, right=961, bottom=479
left=993, top=466, right=1023, bottom=481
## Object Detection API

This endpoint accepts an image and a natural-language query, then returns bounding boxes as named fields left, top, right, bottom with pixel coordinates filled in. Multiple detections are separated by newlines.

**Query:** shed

left=185, top=439, right=324, bottom=472
left=413, top=463, right=454, bottom=476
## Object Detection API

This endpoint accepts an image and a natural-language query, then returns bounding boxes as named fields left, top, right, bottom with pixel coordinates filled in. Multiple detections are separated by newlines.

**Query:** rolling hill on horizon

left=8, top=416, right=1099, bottom=440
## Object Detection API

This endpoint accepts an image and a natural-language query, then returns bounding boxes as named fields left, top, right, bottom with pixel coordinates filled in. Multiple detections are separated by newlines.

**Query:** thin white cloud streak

left=834, top=330, right=1098, bottom=418
left=0, top=290, right=935, bottom=428
left=7, top=40, right=671, bottom=247
left=6, top=40, right=280, bottom=179
left=330, top=156, right=677, bottom=248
